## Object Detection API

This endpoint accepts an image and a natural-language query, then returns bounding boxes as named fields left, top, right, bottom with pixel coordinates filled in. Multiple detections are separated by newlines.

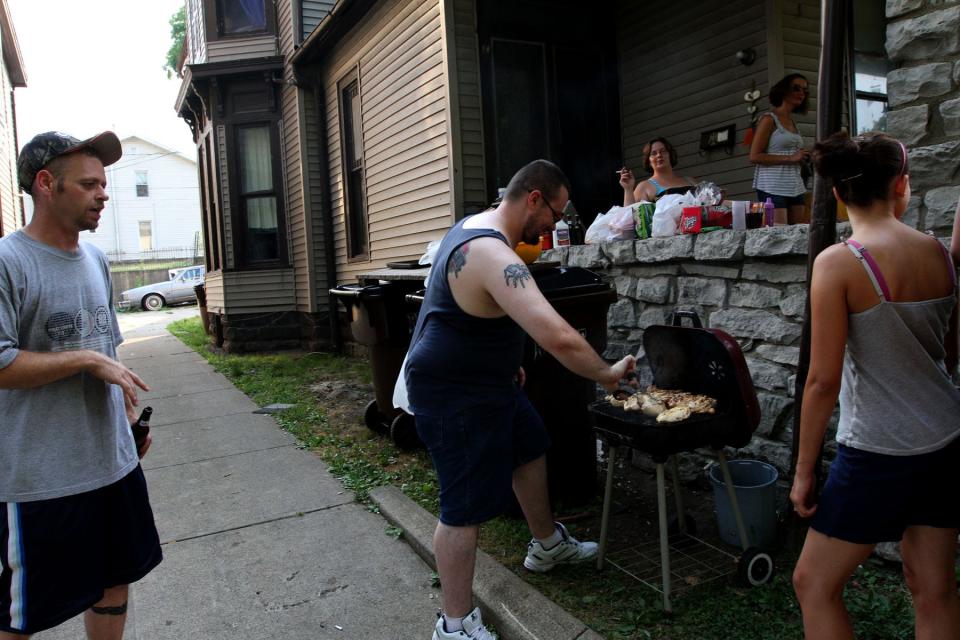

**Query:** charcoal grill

left=589, top=311, right=774, bottom=612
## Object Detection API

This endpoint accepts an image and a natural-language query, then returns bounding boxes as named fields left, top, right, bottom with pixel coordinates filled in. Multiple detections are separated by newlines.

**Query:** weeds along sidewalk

left=168, top=317, right=919, bottom=640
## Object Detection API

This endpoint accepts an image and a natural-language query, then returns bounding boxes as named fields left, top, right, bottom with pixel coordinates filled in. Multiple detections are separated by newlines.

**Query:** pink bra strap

left=933, top=239, right=957, bottom=289
left=844, top=239, right=891, bottom=301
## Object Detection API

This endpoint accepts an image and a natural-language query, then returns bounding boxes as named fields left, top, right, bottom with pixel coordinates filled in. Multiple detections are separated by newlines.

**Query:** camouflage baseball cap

left=17, top=131, right=122, bottom=194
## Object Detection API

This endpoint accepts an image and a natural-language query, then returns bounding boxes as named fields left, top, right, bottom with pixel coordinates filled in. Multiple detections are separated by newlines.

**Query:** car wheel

left=142, top=294, right=165, bottom=311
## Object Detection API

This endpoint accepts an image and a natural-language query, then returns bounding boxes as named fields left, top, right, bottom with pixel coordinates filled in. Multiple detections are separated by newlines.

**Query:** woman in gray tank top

left=790, top=132, right=960, bottom=639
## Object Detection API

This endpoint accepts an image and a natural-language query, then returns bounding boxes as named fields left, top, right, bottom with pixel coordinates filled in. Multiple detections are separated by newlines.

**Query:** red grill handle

left=671, top=310, right=703, bottom=328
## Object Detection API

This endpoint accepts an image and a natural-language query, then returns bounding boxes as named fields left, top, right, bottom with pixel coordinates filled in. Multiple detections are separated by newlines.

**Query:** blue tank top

left=405, top=218, right=527, bottom=416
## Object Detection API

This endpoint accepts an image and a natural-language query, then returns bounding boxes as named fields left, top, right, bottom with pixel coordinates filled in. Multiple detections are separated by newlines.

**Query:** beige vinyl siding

left=206, top=35, right=277, bottom=62
left=278, top=0, right=312, bottom=312
left=204, top=270, right=225, bottom=311
left=323, top=0, right=452, bottom=283
left=778, top=0, right=820, bottom=140
left=0, top=59, right=18, bottom=236
left=451, top=0, right=485, bottom=213
left=186, top=0, right=206, bottom=64
left=212, top=269, right=297, bottom=313
left=302, top=0, right=335, bottom=40
left=216, top=125, right=234, bottom=270
left=617, top=0, right=769, bottom=200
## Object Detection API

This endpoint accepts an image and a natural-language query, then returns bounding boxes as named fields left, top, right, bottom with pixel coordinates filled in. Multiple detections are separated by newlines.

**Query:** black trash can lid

left=532, top=266, right=609, bottom=298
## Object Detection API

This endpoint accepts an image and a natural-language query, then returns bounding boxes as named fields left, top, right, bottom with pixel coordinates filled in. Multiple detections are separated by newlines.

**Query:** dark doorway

left=478, top=0, right=621, bottom=226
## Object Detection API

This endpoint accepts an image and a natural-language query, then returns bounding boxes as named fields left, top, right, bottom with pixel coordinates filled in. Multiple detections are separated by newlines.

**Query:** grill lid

left=642, top=311, right=760, bottom=434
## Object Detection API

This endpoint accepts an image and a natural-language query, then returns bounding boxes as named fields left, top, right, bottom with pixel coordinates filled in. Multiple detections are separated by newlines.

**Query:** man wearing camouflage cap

left=0, top=132, right=162, bottom=639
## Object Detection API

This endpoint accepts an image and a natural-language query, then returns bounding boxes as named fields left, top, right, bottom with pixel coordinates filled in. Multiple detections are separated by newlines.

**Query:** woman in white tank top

left=790, top=132, right=960, bottom=639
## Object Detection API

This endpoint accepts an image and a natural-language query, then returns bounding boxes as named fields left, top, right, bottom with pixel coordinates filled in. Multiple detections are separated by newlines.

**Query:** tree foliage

left=164, top=5, right=187, bottom=79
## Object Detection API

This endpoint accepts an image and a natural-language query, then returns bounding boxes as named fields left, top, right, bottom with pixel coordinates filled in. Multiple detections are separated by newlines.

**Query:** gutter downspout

left=313, top=81, right=342, bottom=353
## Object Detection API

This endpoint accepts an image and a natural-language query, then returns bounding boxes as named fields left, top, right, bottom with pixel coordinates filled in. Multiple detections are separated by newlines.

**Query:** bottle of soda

left=131, top=406, right=153, bottom=453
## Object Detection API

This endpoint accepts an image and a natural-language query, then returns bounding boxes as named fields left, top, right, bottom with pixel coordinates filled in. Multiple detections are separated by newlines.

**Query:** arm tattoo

left=503, top=263, right=532, bottom=288
left=448, top=242, right=470, bottom=278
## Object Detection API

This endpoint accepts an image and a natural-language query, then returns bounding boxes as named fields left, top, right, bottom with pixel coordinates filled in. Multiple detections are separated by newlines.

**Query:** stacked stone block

left=885, top=0, right=960, bottom=235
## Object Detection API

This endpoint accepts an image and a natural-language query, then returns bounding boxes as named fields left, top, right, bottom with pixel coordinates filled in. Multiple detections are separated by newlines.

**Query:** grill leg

left=656, top=462, right=672, bottom=613
left=716, top=450, right=752, bottom=551
left=669, top=456, right=686, bottom=534
left=597, top=445, right=617, bottom=571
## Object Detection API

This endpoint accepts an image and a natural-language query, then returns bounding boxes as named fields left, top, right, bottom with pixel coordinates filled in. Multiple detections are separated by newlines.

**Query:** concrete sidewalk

left=38, top=310, right=441, bottom=639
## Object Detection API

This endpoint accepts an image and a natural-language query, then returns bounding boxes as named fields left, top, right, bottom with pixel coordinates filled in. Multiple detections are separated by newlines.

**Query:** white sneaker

left=432, top=607, right=497, bottom=640
left=523, top=522, right=598, bottom=573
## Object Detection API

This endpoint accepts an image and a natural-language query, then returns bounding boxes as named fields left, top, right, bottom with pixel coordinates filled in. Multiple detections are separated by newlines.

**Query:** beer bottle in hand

left=131, top=406, right=153, bottom=452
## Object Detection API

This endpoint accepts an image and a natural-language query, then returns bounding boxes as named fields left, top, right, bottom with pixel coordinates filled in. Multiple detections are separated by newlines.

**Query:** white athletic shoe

left=432, top=607, right=497, bottom=640
left=523, top=522, right=598, bottom=573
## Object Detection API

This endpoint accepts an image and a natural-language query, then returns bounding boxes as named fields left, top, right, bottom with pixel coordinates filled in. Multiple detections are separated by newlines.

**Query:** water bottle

left=552, top=218, right=571, bottom=247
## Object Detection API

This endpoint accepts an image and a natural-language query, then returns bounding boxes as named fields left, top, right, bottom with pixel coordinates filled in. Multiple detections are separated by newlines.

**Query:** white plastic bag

left=650, top=193, right=697, bottom=237
left=585, top=206, right=636, bottom=244
left=392, top=351, right=412, bottom=414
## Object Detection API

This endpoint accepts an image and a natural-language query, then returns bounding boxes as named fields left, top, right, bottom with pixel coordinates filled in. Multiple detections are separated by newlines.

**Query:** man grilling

left=405, top=159, right=636, bottom=640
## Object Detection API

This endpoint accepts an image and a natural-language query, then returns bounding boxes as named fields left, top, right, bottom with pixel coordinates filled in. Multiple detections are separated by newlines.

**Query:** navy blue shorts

left=415, top=389, right=551, bottom=526
left=756, top=189, right=805, bottom=209
left=811, top=437, right=960, bottom=544
left=0, top=466, right=162, bottom=635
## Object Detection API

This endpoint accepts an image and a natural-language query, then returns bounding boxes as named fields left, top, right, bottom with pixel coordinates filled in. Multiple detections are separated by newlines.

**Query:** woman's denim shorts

left=811, top=436, right=960, bottom=544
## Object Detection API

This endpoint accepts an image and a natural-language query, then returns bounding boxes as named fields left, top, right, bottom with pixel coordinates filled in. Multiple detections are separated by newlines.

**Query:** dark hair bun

left=812, top=132, right=861, bottom=180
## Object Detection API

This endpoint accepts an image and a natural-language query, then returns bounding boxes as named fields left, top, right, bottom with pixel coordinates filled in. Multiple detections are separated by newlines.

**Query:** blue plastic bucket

left=708, top=460, right=779, bottom=548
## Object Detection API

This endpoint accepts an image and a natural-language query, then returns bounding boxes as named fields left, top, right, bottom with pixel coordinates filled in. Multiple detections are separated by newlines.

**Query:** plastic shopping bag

left=392, top=351, right=412, bottom=414
left=586, top=206, right=636, bottom=244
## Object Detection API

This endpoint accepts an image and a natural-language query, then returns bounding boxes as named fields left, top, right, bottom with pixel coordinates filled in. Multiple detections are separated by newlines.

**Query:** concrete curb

left=370, top=486, right=604, bottom=640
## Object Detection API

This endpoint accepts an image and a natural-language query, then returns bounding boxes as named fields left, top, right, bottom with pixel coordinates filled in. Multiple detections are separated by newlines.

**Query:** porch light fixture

left=736, top=47, right=756, bottom=66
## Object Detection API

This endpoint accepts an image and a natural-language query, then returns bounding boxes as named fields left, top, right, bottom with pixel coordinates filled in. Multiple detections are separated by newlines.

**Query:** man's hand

left=601, top=355, right=637, bottom=392
left=87, top=351, right=149, bottom=410
left=136, top=432, right=153, bottom=459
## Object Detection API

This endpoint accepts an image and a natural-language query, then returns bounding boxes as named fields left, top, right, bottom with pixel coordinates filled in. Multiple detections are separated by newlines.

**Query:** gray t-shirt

left=0, top=230, right=138, bottom=502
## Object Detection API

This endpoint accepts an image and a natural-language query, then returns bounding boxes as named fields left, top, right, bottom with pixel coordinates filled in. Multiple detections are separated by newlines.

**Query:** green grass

left=167, top=316, right=918, bottom=639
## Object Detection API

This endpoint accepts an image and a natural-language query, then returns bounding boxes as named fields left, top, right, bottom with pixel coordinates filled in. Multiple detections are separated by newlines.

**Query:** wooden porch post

left=787, top=0, right=848, bottom=537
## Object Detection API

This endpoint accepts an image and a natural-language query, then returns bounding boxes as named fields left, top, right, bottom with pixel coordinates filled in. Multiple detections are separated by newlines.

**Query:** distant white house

left=24, top=135, right=202, bottom=261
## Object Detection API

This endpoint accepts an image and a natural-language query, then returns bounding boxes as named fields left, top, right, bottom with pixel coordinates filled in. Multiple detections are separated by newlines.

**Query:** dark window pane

left=220, top=0, right=266, bottom=34
left=340, top=77, right=367, bottom=258
left=244, top=196, right=279, bottom=262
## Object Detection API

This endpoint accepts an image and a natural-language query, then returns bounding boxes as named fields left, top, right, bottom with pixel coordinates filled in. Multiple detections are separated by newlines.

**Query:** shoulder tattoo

left=448, top=242, right=470, bottom=278
left=503, top=263, right=532, bottom=288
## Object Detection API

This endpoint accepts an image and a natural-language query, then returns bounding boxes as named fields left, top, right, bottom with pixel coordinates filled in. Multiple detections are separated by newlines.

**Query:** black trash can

left=523, top=266, right=617, bottom=506
left=330, top=281, right=422, bottom=443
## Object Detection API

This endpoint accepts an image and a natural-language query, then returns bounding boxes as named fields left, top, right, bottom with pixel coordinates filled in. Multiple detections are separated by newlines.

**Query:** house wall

left=72, top=138, right=202, bottom=260
left=206, top=268, right=297, bottom=313
left=278, top=0, right=313, bottom=312
left=302, top=0, right=335, bottom=40
left=451, top=0, right=486, bottom=213
left=322, top=0, right=453, bottom=282
left=775, top=0, right=820, bottom=140
left=616, top=0, right=818, bottom=202
left=206, top=34, right=278, bottom=62
left=0, top=41, right=19, bottom=237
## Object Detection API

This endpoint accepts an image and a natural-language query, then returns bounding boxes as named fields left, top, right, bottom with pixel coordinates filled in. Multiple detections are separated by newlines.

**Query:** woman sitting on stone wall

left=790, top=131, right=960, bottom=639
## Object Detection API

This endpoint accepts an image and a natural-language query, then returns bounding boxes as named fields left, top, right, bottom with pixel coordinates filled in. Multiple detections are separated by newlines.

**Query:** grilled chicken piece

left=656, top=405, right=692, bottom=423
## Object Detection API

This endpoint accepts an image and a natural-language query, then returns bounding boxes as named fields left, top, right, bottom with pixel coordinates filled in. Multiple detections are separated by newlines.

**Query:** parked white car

left=118, top=266, right=206, bottom=311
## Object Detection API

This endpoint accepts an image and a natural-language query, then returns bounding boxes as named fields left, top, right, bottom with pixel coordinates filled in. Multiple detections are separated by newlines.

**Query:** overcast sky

left=9, top=0, right=194, bottom=156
